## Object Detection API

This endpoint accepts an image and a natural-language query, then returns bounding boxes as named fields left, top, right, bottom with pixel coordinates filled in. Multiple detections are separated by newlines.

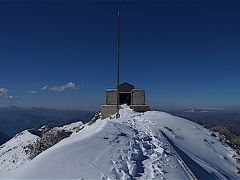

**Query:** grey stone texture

left=106, top=90, right=117, bottom=105
left=101, top=105, right=118, bottom=119
left=118, top=82, right=134, bottom=92
left=131, top=89, right=145, bottom=105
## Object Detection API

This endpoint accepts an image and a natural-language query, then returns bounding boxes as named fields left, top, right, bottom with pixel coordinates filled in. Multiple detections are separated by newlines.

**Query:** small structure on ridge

left=101, top=82, right=150, bottom=119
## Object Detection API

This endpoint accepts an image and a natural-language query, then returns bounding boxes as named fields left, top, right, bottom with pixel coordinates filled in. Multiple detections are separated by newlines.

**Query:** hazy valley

left=0, top=106, right=94, bottom=141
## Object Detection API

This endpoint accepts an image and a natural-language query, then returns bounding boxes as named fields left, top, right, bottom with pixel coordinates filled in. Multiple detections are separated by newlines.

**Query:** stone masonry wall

left=101, top=105, right=118, bottom=119
left=106, top=90, right=117, bottom=105
left=131, top=90, right=145, bottom=105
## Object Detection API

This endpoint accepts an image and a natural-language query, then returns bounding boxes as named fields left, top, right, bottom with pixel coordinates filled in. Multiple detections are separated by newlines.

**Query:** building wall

left=105, top=90, right=117, bottom=105
left=102, top=88, right=149, bottom=119
left=131, top=90, right=145, bottom=105
left=118, top=82, right=134, bottom=92
left=101, top=105, right=118, bottom=119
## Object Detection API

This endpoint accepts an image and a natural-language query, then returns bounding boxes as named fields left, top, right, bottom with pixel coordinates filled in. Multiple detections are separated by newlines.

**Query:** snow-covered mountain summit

left=0, top=105, right=239, bottom=179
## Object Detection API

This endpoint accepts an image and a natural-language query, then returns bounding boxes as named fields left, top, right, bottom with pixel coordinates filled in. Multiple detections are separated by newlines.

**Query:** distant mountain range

left=157, top=107, right=240, bottom=113
left=0, top=106, right=95, bottom=137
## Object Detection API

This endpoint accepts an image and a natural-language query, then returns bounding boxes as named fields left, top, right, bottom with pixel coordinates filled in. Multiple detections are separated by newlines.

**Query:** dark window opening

left=119, top=93, right=131, bottom=105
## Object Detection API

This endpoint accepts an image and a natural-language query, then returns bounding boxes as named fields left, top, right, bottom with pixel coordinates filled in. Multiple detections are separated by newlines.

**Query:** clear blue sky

left=0, top=1, right=240, bottom=110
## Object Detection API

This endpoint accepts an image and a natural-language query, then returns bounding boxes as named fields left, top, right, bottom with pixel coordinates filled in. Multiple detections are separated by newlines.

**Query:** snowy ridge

left=0, top=105, right=239, bottom=179
left=146, top=111, right=239, bottom=179
left=0, top=121, right=84, bottom=175
left=0, top=130, right=40, bottom=173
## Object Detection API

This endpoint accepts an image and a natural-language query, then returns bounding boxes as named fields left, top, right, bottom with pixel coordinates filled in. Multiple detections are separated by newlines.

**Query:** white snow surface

left=0, top=130, right=40, bottom=173
left=0, top=121, right=84, bottom=175
left=0, top=105, right=239, bottom=179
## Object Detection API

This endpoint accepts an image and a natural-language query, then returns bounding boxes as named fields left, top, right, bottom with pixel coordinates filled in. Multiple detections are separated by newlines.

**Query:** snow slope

left=0, top=121, right=84, bottom=175
left=0, top=105, right=239, bottom=179
left=0, top=130, right=40, bottom=173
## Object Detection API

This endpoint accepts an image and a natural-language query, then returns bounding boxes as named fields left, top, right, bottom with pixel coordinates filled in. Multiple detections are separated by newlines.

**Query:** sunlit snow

left=0, top=105, right=239, bottom=179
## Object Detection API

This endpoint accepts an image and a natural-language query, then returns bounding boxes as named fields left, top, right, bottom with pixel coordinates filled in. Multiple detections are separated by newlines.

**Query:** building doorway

left=119, top=93, right=131, bottom=105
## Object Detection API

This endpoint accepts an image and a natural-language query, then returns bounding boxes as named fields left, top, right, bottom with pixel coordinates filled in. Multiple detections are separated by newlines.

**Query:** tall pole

left=116, top=10, right=120, bottom=118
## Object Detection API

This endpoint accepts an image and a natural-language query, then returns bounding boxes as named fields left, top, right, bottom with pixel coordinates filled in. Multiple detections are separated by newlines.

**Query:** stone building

left=101, top=82, right=150, bottom=119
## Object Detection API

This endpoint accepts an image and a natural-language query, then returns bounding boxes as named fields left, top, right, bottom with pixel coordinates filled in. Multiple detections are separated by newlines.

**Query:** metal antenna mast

left=116, top=10, right=120, bottom=119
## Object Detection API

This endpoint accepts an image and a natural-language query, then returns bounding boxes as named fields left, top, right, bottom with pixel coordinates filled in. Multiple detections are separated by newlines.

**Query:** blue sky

left=0, top=1, right=240, bottom=110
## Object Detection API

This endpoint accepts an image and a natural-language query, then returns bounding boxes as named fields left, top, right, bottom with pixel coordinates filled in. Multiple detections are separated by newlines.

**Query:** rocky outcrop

left=210, top=125, right=240, bottom=154
left=27, top=127, right=72, bottom=160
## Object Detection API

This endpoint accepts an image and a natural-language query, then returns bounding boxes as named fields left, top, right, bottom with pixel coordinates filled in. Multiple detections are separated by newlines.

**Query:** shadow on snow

left=162, top=132, right=219, bottom=180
